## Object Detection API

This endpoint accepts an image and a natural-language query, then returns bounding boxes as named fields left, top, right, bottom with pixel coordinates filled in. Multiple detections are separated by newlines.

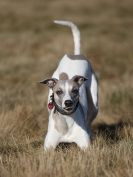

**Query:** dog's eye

left=56, top=90, right=63, bottom=95
left=72, top=88, right=79, bottom=94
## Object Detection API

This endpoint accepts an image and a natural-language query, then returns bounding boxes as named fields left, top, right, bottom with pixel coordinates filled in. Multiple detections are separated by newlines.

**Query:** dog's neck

left=50, top=102, right=87, bottom=135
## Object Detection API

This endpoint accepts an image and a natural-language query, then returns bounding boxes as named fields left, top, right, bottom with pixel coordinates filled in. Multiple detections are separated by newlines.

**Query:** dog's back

left=53, top=21, right=98, bottom=124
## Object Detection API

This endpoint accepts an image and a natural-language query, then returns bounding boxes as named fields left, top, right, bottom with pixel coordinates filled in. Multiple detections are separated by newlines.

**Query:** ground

left=0, top=0, right=133, bottom=177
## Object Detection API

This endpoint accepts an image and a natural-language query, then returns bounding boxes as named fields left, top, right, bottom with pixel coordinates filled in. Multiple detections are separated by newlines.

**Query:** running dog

left=40, top=20, right=98, bottom=150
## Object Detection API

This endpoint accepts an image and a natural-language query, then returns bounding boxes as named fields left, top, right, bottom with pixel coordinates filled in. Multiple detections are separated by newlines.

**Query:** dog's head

left=40, top=75, right=87, bottom=114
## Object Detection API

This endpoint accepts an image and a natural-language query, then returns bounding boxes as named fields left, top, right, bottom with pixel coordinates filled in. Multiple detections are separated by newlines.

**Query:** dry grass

left=0, top=0, right=133, bottom=176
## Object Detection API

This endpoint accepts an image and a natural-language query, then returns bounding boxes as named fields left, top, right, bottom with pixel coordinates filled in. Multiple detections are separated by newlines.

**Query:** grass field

left=0, top=0, right=133, bottom=176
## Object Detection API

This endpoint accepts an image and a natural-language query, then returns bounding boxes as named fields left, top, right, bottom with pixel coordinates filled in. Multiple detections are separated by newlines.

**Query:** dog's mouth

left=62, top=100, right=79, bottom=114
left=53, top=99, right=79, bottom=115
left=64, top=107, right=73, bottom=112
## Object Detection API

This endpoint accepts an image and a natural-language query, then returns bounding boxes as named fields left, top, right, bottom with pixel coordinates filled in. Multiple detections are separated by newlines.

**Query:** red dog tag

left=48, top=102, right=54, bottom=110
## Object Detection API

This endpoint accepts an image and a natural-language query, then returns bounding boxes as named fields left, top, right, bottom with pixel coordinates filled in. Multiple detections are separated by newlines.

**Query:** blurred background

left=0, top=0, right=133, bottom=141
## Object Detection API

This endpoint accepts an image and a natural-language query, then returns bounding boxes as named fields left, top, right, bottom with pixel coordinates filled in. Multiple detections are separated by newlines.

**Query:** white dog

left=40, top=20, right=98, bottom=150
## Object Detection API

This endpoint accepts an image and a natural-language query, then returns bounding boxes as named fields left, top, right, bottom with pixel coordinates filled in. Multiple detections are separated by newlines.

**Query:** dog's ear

left=39, top=78, right=58, bottom=88
left=72, top=75, right=88, bottom=87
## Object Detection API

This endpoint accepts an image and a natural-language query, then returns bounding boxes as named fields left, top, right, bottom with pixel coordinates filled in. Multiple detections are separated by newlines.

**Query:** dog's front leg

left=44, top=114, right=61, bottom=150
left=73, top=126, right=91, bottom=150
left=44, top=129, right=60, bottom=150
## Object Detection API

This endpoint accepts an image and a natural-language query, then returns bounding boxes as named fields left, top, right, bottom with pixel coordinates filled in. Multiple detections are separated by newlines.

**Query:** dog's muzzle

left=54, top=100, right=79, bottom=115
left=48, top=93, right=79, bottom=115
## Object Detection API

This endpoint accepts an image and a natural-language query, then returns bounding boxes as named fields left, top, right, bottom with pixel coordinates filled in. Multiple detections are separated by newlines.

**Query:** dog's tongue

left=48, top=102, right=54, bottom=110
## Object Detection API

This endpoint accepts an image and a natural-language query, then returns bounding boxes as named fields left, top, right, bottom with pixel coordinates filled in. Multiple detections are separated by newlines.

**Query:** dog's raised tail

left=54, top=20, right=80, bottom=55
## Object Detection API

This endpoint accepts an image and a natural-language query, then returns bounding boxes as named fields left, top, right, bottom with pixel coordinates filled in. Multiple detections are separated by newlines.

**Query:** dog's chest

left=52, top=111, right=74, bottom=135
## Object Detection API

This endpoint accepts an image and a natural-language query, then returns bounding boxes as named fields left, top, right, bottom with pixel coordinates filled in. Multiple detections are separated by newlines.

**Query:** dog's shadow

left=56, top=121, right=132, bottom=150
left=93, top=121, right=132, bottom=143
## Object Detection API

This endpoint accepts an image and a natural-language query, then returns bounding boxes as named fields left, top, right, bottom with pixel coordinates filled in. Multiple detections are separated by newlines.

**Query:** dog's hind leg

left=87, top=73, right=99, bottom=125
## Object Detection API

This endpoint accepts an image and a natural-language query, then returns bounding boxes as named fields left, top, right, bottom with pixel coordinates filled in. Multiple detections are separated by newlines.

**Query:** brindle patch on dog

left=53, top=110, right=68, bottom=134
left=67, top=54, right=86, bottom=60
left=59, top=72, right=69, bottom=80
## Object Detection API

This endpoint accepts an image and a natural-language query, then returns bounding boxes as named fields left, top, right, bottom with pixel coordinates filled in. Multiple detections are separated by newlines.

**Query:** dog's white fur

left=42, top=20, right=98, bottom=150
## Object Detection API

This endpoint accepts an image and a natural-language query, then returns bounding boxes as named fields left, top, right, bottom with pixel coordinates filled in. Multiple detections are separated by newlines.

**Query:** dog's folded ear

left=39, top=78, right=58, bottom=88
left=72, top=75, right=88, bottom=87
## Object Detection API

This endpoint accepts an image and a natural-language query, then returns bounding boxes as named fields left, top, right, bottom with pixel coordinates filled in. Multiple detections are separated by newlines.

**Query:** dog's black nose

left=65, top=100, right=73, bottom=107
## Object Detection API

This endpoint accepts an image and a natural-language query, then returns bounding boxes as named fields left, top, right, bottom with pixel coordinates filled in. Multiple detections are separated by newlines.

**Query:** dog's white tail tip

left=54, top=20, right=80, bottom=55
left=54, top=20, right=73, bottom=26
left=54, top=20, right=65, bottom=24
